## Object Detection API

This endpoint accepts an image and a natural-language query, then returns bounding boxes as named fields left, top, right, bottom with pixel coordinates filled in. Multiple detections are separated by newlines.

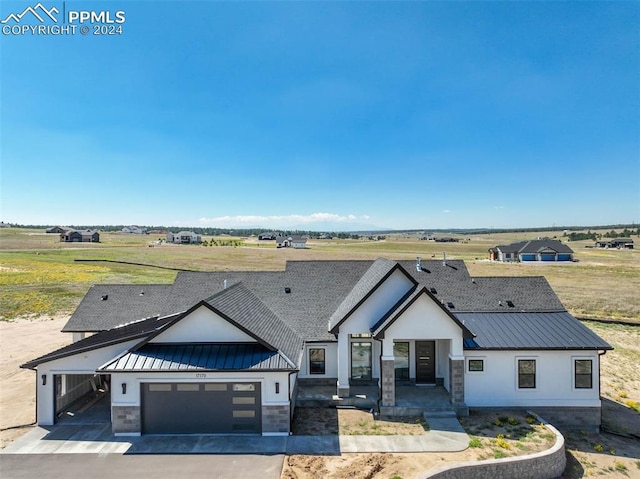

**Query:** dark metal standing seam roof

left=459, top=312, right=613, bottom=350
left=99, top=343, right=296, bottom=372
left=20, top=314, right=178, bottom=370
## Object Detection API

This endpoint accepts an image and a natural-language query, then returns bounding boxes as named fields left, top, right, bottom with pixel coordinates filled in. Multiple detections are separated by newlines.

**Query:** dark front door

left=415, top=341, right=436, bottom=384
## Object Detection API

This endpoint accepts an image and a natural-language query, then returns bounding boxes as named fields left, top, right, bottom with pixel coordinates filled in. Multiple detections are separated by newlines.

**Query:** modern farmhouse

left=22, top=258, right=611, bottom=436
left=489, top=239, right=574, bottom=262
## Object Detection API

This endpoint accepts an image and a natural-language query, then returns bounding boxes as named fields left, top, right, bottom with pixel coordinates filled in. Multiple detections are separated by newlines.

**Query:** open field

left=1, top=227, right=638, bottom=322
left=1, top=227, right=639, bottom=477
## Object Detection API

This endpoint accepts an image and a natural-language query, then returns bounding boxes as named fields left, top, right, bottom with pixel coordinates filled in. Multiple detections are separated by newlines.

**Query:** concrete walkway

left=2, top=415, right=468, bottom=455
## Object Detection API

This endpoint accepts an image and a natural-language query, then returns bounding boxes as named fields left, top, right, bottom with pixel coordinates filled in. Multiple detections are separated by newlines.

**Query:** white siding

left=111, top=371, right=291, bottom=407
left=339, top=269, right=414, bottom=334
left=150, top=306, right=255, bottom=343
left=298, top=343, right=338, bottom=378
left=464, top=350, right=602, bottom=407
left=382, top=294, right=464, bottom=356
left=34, top=339, right=140, bottom=426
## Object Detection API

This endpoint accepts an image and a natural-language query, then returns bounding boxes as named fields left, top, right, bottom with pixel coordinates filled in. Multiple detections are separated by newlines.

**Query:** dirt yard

left=0, top=314, right=71, bottom=448
left=1, top=317, right=638, bottom=479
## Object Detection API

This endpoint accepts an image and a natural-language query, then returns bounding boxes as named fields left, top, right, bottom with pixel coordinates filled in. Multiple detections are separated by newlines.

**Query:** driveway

left=0, top=453, right=284, bottom=479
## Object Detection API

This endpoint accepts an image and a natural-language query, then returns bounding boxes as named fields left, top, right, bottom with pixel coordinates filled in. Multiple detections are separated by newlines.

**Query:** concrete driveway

left=0, top=453, right=284, bottom=479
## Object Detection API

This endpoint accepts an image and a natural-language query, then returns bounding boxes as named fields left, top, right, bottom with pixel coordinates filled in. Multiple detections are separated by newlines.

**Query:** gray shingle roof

left=60, top=258, right=608, bottom=353
left=201, top=282, right=303, bottom=366
left=493, top=239, right=573, bottom=255
left=62, top=284, right=172, bottom=332
left=459, top=312, right=612, bottom=350
left=99, top=343, right=295, bottom=372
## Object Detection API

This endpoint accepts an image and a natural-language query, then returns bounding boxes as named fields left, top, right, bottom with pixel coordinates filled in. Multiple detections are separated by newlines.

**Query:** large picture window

left=309, top=348, right=326, bottom=375
left=575, top=359, right=593, bottom=389
left=393, top=342, right=409, bottom=381
left=518, top=359, right=536, bottom=389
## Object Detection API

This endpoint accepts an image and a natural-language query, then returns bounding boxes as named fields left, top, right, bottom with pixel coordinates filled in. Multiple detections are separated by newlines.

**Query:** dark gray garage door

left=141, top=382, right=261, bottom=434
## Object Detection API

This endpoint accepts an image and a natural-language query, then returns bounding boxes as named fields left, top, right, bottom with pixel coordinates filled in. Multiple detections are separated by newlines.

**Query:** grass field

left=1, top=227, right=638, bottom=321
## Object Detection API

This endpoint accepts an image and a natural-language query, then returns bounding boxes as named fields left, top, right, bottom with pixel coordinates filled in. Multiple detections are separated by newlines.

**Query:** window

left=309, top=348, right=326, bottom=375
left=518, top=359, right=536, bottom=388
left=575, top=359, right=593, bottom=389
left=468, top=359, right=484, bottom=372
left=351, top=342, right=372, bottom=381
left=393, top=342, right=409, bottom=381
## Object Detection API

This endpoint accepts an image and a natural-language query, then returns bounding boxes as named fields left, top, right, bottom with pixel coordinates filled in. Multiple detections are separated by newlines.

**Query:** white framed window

left=517, top=358, right=536, bottom=389
left=573, top=358, right=593, bottom=389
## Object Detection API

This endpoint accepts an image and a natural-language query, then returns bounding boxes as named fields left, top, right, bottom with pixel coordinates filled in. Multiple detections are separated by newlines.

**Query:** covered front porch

left=295, top=380, right=466, bottom=416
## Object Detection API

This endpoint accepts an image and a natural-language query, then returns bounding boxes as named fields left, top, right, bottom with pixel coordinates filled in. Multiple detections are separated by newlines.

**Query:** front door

left=415, top=341, right=436, bottom=384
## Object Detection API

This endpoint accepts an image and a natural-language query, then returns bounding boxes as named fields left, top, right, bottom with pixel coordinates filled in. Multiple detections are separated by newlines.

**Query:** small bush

left=493, top=419, right=503, bottom=427
left=525, top=415, right=536, bottom=424
left=594, top=443, right=604, bottom=452
left=469, top=438, right=482, bottom=448
left=493, top=449, right=508, bottom=459
left=614, top=461, right=628, bottom=473
left=507, top=417, right=520, bottom=426
left=495, top=437, right=511, bottom=449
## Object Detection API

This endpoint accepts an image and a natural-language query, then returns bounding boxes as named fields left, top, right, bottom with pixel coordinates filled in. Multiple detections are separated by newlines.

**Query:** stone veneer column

left=262, top=404, right=290, bottom=434
left=381, top=357, right=395, bottom=407
left=112, top=405, right=141, bottom=434
left=449, top=358, right=464, bottom=405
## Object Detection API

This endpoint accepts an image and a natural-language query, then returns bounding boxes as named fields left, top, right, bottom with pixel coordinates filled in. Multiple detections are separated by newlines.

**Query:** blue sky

left=1, top=1, right=639, bottom=231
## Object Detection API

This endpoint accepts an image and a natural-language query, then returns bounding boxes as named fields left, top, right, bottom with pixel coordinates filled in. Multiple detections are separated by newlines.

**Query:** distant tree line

left=563, top=228, right=639, bottom=242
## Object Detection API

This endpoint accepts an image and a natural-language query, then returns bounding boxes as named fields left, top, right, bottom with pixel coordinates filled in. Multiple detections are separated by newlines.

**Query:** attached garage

left=141, top=382, right=261, bottom=434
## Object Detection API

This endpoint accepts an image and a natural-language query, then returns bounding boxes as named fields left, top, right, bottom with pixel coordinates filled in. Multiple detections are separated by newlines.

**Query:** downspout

left=287, top=370, right=297, bottom=435
left=598, top=350, right=607, bottom=431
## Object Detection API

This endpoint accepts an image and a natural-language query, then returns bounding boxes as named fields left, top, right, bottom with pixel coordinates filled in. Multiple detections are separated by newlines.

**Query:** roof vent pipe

left=223, top=279, right=228, bottom=289
left=416, top=256, right=422, bottom=271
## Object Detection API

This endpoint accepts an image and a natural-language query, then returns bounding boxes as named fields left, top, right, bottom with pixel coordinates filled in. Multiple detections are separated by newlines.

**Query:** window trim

left=467, top=358, right=485, bottom=373
left=517, top=358, right=537, bottom=389
left=573, top=358, right=593, bottom=390
left=308, top=347, right=326, bottom=375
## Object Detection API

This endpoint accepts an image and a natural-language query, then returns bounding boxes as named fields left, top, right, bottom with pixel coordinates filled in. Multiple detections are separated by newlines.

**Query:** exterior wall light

left=121, top=383, right=127, bottom=394
left=41, top=374, right=46, bottom=386
left=275, top=382, right=280, bottom=394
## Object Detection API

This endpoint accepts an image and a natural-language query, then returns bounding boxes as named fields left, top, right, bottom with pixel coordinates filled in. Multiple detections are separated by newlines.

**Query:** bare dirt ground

left=1, top=317, right=638, bottom=479
left=0, top=315, right=71, bottom=448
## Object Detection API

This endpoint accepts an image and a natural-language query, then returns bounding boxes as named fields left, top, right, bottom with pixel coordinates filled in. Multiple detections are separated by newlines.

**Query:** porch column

left=448, top=355, right=465, bottom=405
left=380, top=355, right=395, bottom=407
left=337, top=333, right=350, bottom=397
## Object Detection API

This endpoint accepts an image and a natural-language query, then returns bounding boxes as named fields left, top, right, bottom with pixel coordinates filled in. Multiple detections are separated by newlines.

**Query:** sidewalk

left=2, top=415, right=468, bottom=455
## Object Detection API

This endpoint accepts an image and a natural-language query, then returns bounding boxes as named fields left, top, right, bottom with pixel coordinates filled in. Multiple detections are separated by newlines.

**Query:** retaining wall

left=420, top=414, right=566, bottom=479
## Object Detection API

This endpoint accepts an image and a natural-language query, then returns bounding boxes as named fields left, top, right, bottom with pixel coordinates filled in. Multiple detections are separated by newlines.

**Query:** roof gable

left=137, top=283, right=303, bottom=368
left=372, top=287, right=474, bottom=339
left=329, top=259, right=417, bottom=333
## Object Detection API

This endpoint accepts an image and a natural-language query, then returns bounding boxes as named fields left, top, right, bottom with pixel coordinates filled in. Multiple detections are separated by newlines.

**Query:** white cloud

left=197, top=212, right=372, bottom=229
left=442, top=209, right=451, bottom=214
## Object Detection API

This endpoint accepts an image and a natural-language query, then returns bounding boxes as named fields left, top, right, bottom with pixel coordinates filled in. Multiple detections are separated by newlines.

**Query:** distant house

left=60, top=229, right=100, bottom=243
left=434, top=237, right=459, bottom=243
left=122, top=226, right=147, bottom=235
left=46, top=226, right=70, bottom=234
left=489, top=239, right=573, bottom=262
left=166, top=231, right=202, bottom=244
left=276, top=235, right=307, bottom=249
left=258, top=232, right=280, bottom=240
left=595, top=238, right=634, bottom=249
